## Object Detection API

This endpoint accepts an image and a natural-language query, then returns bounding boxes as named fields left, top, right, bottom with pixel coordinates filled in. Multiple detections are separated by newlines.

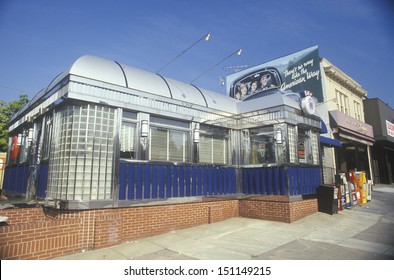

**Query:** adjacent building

left=319, top=58, right=374, bottom=184
left=364, top=98, right=394, bottom=184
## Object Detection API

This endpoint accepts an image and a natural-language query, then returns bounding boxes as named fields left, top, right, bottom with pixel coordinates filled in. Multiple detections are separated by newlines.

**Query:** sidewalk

left=54, top=185, right=394, bottom=260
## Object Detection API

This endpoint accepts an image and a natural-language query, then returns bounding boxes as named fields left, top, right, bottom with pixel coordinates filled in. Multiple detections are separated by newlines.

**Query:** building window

left=149, top=117, right=190, bottom=162
left=249, top=127, right=275, bottom=164
left=337, top=90, right=349, bottom=115
left=120, top=111, right=137, bottom=159
left=354, top=101, right=361, bottom=120
left=199, top=125, right=229, bottom=165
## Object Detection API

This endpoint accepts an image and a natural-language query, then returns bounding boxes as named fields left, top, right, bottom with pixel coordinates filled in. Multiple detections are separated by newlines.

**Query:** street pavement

left=54, top=184, right=394, bottom=260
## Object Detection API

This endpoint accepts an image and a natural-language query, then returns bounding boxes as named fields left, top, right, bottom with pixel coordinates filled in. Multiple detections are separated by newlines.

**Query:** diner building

left=3, top=49, right=322, bottom=217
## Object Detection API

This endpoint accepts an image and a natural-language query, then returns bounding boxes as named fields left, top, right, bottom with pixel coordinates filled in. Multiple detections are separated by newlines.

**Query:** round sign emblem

left=301, top=96, right=316, bottom=115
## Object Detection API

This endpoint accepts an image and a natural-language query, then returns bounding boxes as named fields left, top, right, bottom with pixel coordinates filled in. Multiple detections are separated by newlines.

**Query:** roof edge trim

left=114, top=61, right=128, bottom=88
left=156, top=74, right=173, bottom=99
left=190, top=84, right=208, bottom=107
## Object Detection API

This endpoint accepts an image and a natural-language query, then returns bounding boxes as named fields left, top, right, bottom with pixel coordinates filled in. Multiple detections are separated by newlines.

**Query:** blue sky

left=0, top=0, right=393, bottom=106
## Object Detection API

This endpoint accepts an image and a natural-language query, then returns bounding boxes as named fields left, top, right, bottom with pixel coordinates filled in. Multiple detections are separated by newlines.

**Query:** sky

left=0, top=0, right=393, bottom=106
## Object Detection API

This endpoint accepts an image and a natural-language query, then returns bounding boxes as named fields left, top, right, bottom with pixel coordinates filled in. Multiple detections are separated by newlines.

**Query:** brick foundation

left=239, top=196, right=318, bottom=223
left=0, top=196, right=317, bottom=260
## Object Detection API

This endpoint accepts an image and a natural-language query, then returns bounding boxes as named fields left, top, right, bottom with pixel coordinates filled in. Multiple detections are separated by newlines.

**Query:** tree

left=0, top=95, right=29, bottom=152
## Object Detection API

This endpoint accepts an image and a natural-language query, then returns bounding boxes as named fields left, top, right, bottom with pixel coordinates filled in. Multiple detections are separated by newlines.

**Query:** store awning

left=320, top=136, right=342, bottom=147
left=321, top=120, right=328, bottom=133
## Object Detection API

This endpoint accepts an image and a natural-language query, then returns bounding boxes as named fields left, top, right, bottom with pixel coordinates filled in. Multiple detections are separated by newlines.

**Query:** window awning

left=319, top=136, right=342, bottom=147
left=321, top=120, right=328, bottom=134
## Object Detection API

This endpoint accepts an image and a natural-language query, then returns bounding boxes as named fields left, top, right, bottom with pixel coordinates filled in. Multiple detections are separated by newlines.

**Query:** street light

left=157, top=32, right=211, bottom=74
left=190, top=48, right=242, bottom=84
left=316, top=97, right=337, bottom=106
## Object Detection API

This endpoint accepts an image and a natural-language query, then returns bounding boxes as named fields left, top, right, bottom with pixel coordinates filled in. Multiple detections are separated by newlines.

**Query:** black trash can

left=317, top=185, right=338, bottom=215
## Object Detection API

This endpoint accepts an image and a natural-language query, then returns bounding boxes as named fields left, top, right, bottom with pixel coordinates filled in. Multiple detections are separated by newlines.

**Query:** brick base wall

left=0, top=200, right=239, bottom=260
left=239, top=196, right=318, bottom=223
left=0, top=196, right=317, bottom=260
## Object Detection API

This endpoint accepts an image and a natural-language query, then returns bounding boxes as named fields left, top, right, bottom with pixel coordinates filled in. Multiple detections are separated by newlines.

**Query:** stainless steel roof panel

left=163, top=77, right=207, bottom=107
left=199, top=88, right=239, bottom=114
left=69, top=55, right=127, bottom=87
left=120, top=64, right=172, bottom=98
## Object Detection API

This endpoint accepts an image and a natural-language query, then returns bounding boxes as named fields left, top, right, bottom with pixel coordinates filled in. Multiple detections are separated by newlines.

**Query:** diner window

left=10, top=129, right=32, bottom=164
left=42, top=117, right=53, bottom=160
left=249, top=127, right=275, bottom=164
left=297, top=129, right=315, bottom=164
left=120, top=111, right=137, bottom=159
left=199, top=125, right=229, bottom=164
left=19, top=131, right=29, bottom=163
left=149, top=117, right=190, bottom=162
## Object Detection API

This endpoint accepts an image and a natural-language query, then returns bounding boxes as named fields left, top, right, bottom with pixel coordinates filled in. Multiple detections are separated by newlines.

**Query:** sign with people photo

left=226, top=46, right=323, bottom=103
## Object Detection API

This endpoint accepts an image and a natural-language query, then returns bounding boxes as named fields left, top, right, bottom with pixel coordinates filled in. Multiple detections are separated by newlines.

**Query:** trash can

left=317, top=185, right=338, bottom=215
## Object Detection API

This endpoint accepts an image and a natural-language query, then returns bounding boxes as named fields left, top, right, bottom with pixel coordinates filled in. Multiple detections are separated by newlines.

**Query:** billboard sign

left=226, top=46, right=323, bottom=103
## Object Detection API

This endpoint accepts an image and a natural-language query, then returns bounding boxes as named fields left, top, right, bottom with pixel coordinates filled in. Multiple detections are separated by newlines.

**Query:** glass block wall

left=46, top=104, right=116, bottom=201
left=288, top=125, right=297, bottom=163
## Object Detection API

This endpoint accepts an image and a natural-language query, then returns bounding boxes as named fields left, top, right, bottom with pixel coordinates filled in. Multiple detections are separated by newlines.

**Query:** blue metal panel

left=159, top=165, right=165, bottom=198
left=267, top=168, right=273, bottom=195
left=191, top=166, right=197, bottom=196
left=5, top=167, right=14, bottom=193
left=241, top=169, right=247, bottom=194
left=230, top=168, right=236, bottom=193
left=185, top=166, right=191, bottom=196
left=16, top=167, right=22, bottom=193
left=199, top=166, right=204, bottom=195
left=288, top=167, right=297, bottom=195
left=151, top=165, right=158, bottom=199
left=119, top=163, right=126, bottom=200
left=279, top=166, right=286, bottom=195
left=273, top=167, right=279, bottom=195
left=172, top=165, right=178, bottom=197
left=36, top=163, right=49, bottom=199
left=118, top=162, right=322, bottom=201
left=144, top=165, right=151, bottom=199
left=208, top=167, right=213, bottom=195
left=179, top=166, right=185, bottom=197
left=213, top=167, right=218, bottom=194
left=127, top=164, right=134, bottom=199
left=202, top=167, right=207, bottom=195
left=248, top=169, right=254, bottom=194
left=136, top=164, right=143, bottom=199
left=255, top=168, right=261, bottom=195
left=166, top=165, right=172, bottom=197
left=223, top=168, right=228, bottom=194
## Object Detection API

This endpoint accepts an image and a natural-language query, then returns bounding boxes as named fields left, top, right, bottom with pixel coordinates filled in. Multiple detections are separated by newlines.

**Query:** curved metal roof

left=67, top=55, right=238, bottom=112
left=10, top=55, right=312, bottom=127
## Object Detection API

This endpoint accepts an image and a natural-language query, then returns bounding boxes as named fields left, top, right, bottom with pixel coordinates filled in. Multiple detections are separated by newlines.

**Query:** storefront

left=3, top=47, right=323, bottom=210
left=329, top=110, right=374, bottom=180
